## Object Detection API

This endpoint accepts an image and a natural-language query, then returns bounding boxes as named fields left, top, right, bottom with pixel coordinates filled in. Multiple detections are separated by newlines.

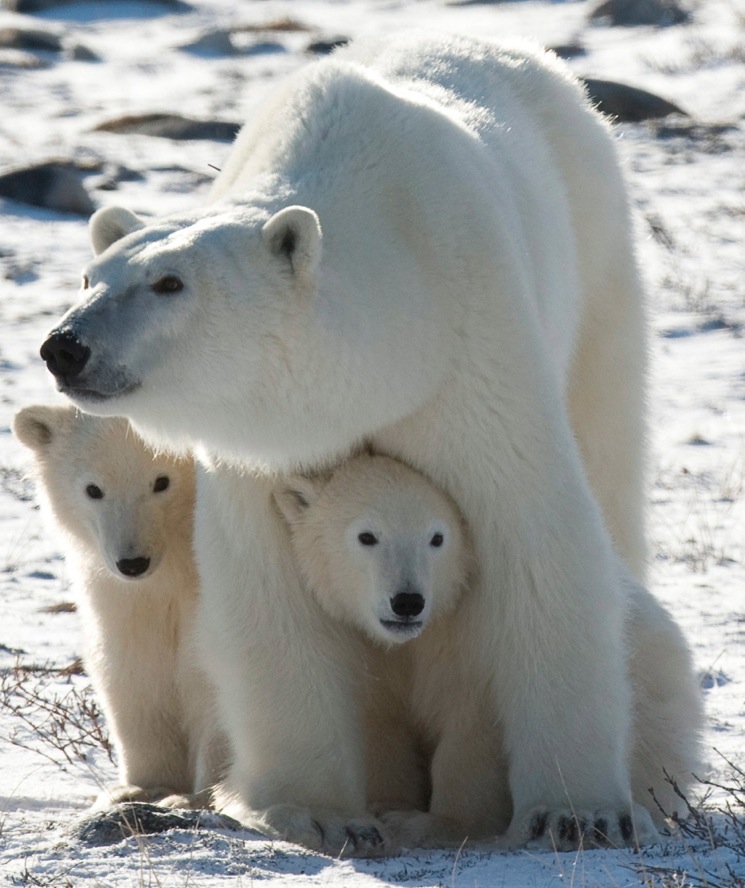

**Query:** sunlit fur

left=46, top=32, right=702, bottom=851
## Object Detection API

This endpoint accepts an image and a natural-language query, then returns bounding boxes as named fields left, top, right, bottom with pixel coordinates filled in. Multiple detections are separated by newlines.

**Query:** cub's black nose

left=390, top=591, right=425, bottom=618
left=40, top=331, right=90, bottom=379
left=116, top=556, right=151, bottom=578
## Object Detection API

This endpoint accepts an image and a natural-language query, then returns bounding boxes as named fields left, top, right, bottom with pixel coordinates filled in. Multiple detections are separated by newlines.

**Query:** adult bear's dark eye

left=86, top=484, right=104, bottom=499
left=430, top=532, right=444, bottom=548
left=152, top=275, right=184, bottom=295
left=358, top=531, right=378, bottom=546
left=153, top=475, right=170, bottom=493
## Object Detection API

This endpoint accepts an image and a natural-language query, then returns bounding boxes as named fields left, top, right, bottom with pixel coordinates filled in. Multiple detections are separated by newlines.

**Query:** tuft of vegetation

left=0, top=659, right=113, bottom=770
left=634, top=760, right=745, bottom=888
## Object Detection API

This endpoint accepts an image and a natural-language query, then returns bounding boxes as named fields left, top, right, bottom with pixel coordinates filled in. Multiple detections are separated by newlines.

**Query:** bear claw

left=505, top=803, right=659, bottom=852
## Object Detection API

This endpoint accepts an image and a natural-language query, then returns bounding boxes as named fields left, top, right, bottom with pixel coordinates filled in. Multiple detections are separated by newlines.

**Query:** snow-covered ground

left=0, top=0, right=743, bottom=885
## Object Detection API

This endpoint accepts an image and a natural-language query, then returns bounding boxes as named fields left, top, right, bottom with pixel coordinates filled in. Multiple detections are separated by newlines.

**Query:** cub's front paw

left=502, top=802, right=659, bottom=851
left=93, top=784, right=182, bottom=810
left=378, top=809, right=468, bottom=849
left=157, top=789, right=214, bottom=810
left=244, top=803, right=395, bottom=858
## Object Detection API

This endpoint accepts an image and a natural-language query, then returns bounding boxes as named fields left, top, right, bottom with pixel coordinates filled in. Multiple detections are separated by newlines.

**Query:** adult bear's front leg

left=376, top=348, right=658, bottom=850
left=479, top=449, right=658, bottom=849
left=194, top=466, right=385, bottom=854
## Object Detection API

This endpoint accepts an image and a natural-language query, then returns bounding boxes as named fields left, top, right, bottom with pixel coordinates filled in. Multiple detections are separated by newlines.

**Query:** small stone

left=180, top=29, right=236, bottom=57
left=582, top=78, right=687, bottom=121
left=0, top=26, right=63, bottom=52
left=589, top=0, right=690, bottom=27
left=549, top=43, right=586, bottom=60
left=307, top=37, right=350, bottom=55
left=3, top=0, right=189, bottom=11
left=93, top=113, right=240, bottom=141
left=76, top=803, right=242, bottom=846
left=0, top=162, right=94, bottom=215
left=67, top=43, right=99, bottom=62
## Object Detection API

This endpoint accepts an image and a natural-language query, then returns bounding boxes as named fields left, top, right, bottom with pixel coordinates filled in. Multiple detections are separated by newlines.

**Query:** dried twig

left=0, top=659, right=113, bottom=769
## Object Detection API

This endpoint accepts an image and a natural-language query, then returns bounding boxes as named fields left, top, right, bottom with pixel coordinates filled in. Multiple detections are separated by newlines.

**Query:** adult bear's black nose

left=116, top=556, right=151, bottom=578
left=390, top=590, right=425, bottom=618
left=40, top=331, right=90, bottom=380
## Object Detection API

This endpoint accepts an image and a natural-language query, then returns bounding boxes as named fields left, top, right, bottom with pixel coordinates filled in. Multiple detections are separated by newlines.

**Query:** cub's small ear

left=262, top=206, right=322, bottom=283
left=90, top=206, right=144, bottom=256
left=13, top=405, right=75, bottom=453
left=273, top=476, right=322, bottom=526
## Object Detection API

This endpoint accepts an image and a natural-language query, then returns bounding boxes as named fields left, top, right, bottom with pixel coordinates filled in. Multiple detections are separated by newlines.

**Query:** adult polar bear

left=41, top=33, right=676, bottom=852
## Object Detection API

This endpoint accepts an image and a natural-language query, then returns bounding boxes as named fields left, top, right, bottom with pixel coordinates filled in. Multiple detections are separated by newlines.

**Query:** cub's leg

left=626, top=579, right=704, bottom=819
left=197, top=467, right=395, bottom=857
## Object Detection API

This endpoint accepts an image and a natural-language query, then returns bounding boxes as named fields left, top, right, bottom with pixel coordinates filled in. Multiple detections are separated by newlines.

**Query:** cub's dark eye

left=82, top=274, right=89, bottom=290
left=153, top=475, right=170, bottom=493
left=430, top=532, right=444, bottom=548
left=358, top=532, right=379, bottom=547
left=152, top=275, right=184, bottom=295
left=86, top=484, right=104, bottom=500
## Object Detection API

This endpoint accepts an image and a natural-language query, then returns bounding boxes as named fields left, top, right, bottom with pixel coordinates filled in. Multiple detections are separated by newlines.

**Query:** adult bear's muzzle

left=40, top=330, right=91, bottom=382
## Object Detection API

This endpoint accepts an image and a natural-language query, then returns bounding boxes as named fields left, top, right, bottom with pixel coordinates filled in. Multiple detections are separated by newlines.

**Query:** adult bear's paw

left=249, top=803, right=396, bottom=858
left=501, top=802, right=659, bottom=851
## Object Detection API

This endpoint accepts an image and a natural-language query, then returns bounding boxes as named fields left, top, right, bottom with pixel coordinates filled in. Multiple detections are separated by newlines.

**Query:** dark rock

left=0, top=48, right=48, bottom=68
left=445, top=0, right=512, bottom=5
left=589, top=0, right=690, bottom=27
left=93, top=113, right=240, bottom=141
left=237, top=17, right=310, bottom=33
left=106, top=164, right=146, bottom=183
left=242, top=40, right=285, bottom=56
left=193, top=33, right=289, bottom=57
left=650, top=118, right=737, bottom=140
left=0, top=26, right=63, bottom=52
left=307, top=36, right=350, bottom=55
left=0, top=642, right=26, bottom=656
left=0, top=161, right=94, bottom=215
left=180, top=28, right=236, bottom=56
left=549, top=42, right=586, bottom=60
left=582, top=78, right=687, bottom=121
left=3, top=0, right=189, bottom=11
left=76, top=803, right=242, bottom=846
left=68, top=42, right=99, bottom=62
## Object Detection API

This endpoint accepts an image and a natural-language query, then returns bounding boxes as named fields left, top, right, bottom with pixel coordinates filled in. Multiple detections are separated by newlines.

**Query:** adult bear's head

left=41, top=191, right=448, bottom=469
left=39, top=203, right=346, bottom=463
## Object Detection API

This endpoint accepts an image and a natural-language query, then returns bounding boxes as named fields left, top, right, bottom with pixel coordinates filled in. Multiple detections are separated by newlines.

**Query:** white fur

left=13, top=405, right=225, bottom=808
left=44, top=32, right=702, bottom=852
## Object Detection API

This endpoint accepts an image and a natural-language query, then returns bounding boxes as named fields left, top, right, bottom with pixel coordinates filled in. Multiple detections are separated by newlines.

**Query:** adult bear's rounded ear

left=273, top=476, right=322, bottom=526
left=262, top=206, right=322, bottom=283
left=13, top=405, right=74, bottom=453
left=89, top=206, right=144, bottom=256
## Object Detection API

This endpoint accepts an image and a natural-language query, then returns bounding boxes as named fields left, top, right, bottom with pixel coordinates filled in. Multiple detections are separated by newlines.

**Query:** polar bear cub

left=13, top=405, right=224, bottom=808
left=274, top=453, right=471, bottom=647
left=275, top=452, right=470, bottom=818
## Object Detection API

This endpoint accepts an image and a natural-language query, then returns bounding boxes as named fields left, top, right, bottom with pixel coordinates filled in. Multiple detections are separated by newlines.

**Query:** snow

left=0, top=0, right=743, bottom=885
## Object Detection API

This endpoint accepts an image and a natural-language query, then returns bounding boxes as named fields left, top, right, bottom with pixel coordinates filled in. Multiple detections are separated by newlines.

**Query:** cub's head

left=275, top=454, right=470, bottom=646
left=13, top=404, right=195, bottom=583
